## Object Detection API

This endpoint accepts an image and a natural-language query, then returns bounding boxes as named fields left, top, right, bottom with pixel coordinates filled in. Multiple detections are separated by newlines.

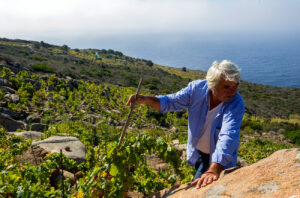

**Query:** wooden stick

left=117, top=78, right=143, bottom=149
left=60, top=149, right=65, bottom=198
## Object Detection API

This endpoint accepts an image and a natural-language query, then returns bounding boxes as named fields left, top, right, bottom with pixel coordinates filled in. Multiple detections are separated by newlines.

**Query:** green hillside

left=1, top=37, right=299, bottom=118
left=0, top=38, right=299, bottom=197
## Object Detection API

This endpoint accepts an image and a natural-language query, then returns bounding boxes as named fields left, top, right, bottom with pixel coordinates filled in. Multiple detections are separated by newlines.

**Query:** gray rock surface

left=7, top=131, right=44, bottom=140
left=32, top=136, right=87, bottom=163
left=4, top=93, right=19, bottom=103
left=0, top=112, right=27, bottom=131
left=0, top=107, right=27, bottom=120
left=26, top=113, right=42, bottom=123
left=31, top=123, right=48, bottom=132
left=0, top=86, right=16, bottom=94
left=0, top=78, right=9, bottom=86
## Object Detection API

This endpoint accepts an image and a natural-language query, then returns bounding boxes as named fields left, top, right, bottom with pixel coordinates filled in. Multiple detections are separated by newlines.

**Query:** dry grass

left=270, top=114, right=300, bottom=125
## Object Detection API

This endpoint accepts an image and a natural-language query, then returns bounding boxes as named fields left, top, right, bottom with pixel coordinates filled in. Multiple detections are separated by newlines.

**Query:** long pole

left=117, top=78, right=143, bottom=149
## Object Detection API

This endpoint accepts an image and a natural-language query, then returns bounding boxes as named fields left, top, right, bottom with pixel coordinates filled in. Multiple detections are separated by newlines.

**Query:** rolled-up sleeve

left=156, top=82, right=193, bottom=113
left=211, top=100, right=245, bottom=167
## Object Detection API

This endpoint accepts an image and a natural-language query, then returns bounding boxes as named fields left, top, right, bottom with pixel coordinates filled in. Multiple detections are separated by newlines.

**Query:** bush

left=284, top=129, right=300, bottom=145
left=27, top=55, right=48, bottom=61
left=239, top=138, right=293, bottom=164
left=32, top=63, right=55, bottom=73
left=145, top=60, right=153, bottom=67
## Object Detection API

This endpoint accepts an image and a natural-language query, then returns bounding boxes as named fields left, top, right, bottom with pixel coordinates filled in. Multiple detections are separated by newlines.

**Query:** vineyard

left=0, top=67, right=195, bottom=197
left=0, top=38, right=299, bottom=197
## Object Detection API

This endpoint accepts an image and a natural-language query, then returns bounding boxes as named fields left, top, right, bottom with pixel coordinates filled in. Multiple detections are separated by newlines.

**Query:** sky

left=1, top=0, right=300, bottom=47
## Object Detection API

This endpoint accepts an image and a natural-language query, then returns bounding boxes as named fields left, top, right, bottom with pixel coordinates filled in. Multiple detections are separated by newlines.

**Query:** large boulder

left=0, top=113, right=27, bottom=131
left=31, top=136, right=87, bottom=163
left=0, top=107, right=27, bottom=120
left=31, top=123, right=48, bottom=132
left=152, top=148, right=300, bottom=198
left=7, top=131, right=44, bottom=140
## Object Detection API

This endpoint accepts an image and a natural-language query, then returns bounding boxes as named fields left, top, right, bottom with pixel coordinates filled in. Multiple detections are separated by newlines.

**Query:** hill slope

left=1, top=37, right=300, bottom=118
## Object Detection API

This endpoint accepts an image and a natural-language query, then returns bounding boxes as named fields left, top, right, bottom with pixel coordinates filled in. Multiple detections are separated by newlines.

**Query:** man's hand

left=126, top=94, right=146, bottom=106
left=126, top=94, right=160, bottom=111
left=191, top=172, right=219, bottom=189
left=191, top=162, right=223, bottom=189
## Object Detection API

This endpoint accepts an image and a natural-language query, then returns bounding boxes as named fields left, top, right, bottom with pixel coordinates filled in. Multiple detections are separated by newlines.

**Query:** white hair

left=206, top=60, right=241, bottom=89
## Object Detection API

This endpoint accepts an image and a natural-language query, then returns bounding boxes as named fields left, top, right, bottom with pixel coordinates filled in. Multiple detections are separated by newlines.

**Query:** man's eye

left=224, top=86, right=230, bottom=89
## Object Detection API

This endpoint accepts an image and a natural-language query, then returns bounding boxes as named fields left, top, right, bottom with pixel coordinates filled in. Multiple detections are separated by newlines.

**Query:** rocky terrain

left=151, top=148, right=300, bottom=198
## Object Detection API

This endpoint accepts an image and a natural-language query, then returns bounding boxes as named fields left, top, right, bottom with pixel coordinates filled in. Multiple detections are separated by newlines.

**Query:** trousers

left=193, top=150, right=210, bottom=181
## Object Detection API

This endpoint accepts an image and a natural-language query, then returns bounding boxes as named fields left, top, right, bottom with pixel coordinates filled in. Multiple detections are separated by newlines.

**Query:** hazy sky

left=1, top=0, right=300, bottom=46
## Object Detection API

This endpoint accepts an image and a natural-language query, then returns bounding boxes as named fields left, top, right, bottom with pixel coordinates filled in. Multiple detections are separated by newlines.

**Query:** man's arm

left=191, top=162, right=224, bottom=189
left=126, top=94, right=160, bottom=111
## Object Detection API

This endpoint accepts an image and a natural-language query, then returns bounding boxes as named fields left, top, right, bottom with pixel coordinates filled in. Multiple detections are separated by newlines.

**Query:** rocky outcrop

left=0, top=107, right=27, bottom=120
left=4, top=93, right=20, bottom=103
left=152, top=148, right=300, bottom=198
left=7, top=131, right=44, bottom=140
left=31, top=136, right=87, bottom=163
left=31, top=123, right=48, bottom=132
left=0, top=86, right=16, bottom=94
left=0, top=112, right=27, bottom=131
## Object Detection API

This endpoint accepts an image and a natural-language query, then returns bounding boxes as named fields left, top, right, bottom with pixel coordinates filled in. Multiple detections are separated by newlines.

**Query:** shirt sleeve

left=211, top=99, right=245, bottom=167
left=156, top=82, right=193, bottom=113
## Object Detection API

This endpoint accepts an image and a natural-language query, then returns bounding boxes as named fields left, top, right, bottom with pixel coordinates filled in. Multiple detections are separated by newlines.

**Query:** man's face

left=211, top=77, right=239, bottom=103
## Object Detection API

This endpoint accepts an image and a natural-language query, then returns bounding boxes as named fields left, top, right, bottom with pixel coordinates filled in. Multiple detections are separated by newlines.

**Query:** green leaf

left=109, top=164, right=119, bottom=177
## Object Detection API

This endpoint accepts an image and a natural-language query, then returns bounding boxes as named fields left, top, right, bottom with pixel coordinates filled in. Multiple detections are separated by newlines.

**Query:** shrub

left=32, top=63, right=55, bottom=73
left=28, top=55, right=48, bottom=61
left=239, top=138, right=293, bottom=164
left=145, top=60, right=153, bottom=67
left=284, top=129, right=300, bottom=145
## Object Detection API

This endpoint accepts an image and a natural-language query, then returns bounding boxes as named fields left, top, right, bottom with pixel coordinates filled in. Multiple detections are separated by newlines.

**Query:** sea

left=74, top=33, right=300, bottom=87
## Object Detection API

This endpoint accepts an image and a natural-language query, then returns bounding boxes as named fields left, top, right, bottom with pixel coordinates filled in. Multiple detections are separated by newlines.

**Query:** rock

left=31, top=123, right=48, bottom=132
left=147, top=154, right=166, bottom=171
left=0, top=101, right=7, bottom=107
left=174, top=144, right=186, bottom=151
left=155, top=163, right=168, bottom=171
left=16, top=145, right=47, bottom=165
left=75, top=171, right=83, bottom=179
left=0, top=78, right=9, bottom=86
left=171, top=126, right=178, bottom=133
left=50, top=169, right=76, bottom=188
left=278, top=128, right=286, bottom=134
left=0, top=64, right=29, bottom=74
left=152, top=148, right=300, bottom=198
left=31, top=136, right=87, bottom=163
left=0, top=107, right=27, bottom=120
left=26, top=113, right=42, bottom=123
left=4, top=93, right=19, bottom=103
left=237, top=156, right=250, bottom=167
left=7, top=131, right=44, bottom=140
left=0, top=113, right=27, bottom=131
left=172, top=139, right=179, bottom=145
left=0, top=86, right=16, bottom=94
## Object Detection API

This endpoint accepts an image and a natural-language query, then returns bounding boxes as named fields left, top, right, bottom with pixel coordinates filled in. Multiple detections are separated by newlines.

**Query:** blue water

left=73, top=34, right=300, bottom=87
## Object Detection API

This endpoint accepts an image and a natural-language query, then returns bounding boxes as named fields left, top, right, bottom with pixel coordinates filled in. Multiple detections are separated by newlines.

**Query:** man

left=126, top=60, right=245, bottom=189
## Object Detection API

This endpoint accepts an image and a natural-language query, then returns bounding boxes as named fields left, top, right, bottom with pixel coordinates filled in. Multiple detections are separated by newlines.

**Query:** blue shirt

left=157, top=80, right=245, bottom=169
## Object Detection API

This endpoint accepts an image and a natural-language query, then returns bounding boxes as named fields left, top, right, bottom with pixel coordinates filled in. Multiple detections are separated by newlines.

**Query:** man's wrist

left=206, top=162, right=224, bottom=175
